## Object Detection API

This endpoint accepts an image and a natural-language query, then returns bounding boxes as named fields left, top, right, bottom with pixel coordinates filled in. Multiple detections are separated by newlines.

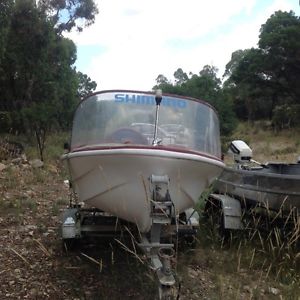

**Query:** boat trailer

left=61, top=175, right=199, bottom=299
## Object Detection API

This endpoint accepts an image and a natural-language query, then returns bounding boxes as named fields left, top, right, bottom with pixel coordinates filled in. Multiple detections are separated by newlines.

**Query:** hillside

left=224, top=122, right=300, bottom=163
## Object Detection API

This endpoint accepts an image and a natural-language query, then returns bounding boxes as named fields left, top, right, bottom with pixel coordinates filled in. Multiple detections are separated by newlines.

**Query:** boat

left=61, top=89, right=225, bottom=298
left=63, top=89, right=224, bottom=231
left=214, top=140, right=300, bottom=213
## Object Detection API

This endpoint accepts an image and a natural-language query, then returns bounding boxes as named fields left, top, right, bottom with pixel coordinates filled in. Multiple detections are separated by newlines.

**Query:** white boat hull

left=65, top=147, right=224, bottom=232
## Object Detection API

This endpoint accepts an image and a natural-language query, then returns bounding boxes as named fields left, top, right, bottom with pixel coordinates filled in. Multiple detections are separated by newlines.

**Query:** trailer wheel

left=62, top=238, right=79, bottom=253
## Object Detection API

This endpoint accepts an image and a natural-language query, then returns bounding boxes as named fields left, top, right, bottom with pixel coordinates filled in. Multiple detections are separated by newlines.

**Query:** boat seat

left=106, top=127, right=148, bottom=145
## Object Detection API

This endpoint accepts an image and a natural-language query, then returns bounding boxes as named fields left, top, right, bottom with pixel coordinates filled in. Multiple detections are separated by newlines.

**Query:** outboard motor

left=228, top=140, right=253, bottom=167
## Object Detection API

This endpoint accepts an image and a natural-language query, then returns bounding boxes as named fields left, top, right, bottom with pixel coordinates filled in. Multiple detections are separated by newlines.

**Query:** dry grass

left=229, top=122, right=300, bottom=163
left=188, top=204, right=300, bottom=299
left=197, top=123, right=300, bottom=299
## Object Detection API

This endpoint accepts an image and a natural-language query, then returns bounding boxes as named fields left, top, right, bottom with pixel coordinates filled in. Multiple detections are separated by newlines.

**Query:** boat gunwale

left=221, top=166, right=300, bottom=180
left=63, top=145, right=224, bottom=166
left=217, top=178, right=300, bottom=197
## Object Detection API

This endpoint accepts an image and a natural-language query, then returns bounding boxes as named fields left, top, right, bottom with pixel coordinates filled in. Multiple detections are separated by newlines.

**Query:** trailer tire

left=62, top=238, right=79, bottom=253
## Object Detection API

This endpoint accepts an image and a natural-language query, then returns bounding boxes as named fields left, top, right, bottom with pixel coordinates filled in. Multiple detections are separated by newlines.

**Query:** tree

left=173, top=68, right=188, bottom=85
left=225, top=48, right=273, bottom=120
left=224, top=10, right=300, bottom=126
left=223, top=49, right=249, bottom=80
left=154, top=65, right=237, bottom=136
left=200, top=65, right=221, bottom=83
left=153, top=74, right=179, bottom=94
left=155, top=74, right=169, bottom=85
left=1, top=0, right=76, bottom=159
left=0, top=0, right=99, bottom=160
left=259, top=10, right=300, bottom=107
left=272, top=104, right=300, bottom=130
left=39, top=0, right=99, bottom=33
left=183, top=65, right=221, bottom=102
left=77, top=71, right=97, bottom=99
left=0, top=0, right=13, bottom=71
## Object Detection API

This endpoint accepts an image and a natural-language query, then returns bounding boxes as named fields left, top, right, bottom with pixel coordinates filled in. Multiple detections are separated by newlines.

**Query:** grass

left=42, top=131, right=70, bottom=161
left=213, top=122, right=300, bottom=298
left=0, top=130, right=69, bottom=163
left=0, top=138, right=64, bottom=221
left=229, top=122, right=300, bottom=163
left=0, top=196, right=38, bottom=224
left=194, top=200, right=300, bottom=299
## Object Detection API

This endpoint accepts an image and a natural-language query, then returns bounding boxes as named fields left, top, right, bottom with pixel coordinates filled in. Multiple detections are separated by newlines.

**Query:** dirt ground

left=0, top=157, right=299, bottom=300
left=0, top=159, right=214, bottom=300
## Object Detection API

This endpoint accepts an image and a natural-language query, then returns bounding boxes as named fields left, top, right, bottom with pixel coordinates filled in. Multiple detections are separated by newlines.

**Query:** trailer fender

left=208, top=194, right=243, bottom=230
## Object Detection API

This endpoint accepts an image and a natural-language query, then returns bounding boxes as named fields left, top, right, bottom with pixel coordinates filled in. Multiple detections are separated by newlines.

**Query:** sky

left=65, top=0, right=300, bottom=91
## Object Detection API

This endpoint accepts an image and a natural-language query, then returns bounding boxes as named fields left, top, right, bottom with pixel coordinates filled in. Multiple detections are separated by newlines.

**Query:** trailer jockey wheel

left=107, top=128, right=148, bottom=145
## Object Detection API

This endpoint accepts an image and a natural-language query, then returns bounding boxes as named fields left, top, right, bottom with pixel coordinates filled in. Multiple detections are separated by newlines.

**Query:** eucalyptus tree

left=77, top=71, right=97, bottom=99
left=259, top=11, right=300, bottom=117
left=224, top=10, right=300, bottom=126
left=2, top=0, right=77, bottom=159
left=0, top=0, right=98, bottom=159
left=173, top=68, right=188, bottom=85
left=0, top=0, right=13, bottom=70
left=224, top=48, right=272, bottom=120
left=154, top=65, right=237, bottom=136
left=39, top=0, right=99, bottom=33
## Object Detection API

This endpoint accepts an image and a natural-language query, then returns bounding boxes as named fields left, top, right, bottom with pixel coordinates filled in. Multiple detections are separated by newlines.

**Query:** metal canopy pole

left=152, top=89, right=162, bottom=146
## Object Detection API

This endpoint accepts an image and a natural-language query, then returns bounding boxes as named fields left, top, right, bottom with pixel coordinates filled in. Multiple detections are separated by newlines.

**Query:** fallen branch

left=10, top=247, right=31, bottom=266
left=80, top=252, right=103, bottom=272
left=114, top=238, right=144, bottom=264
left=33, top=238, right=51, bottom=257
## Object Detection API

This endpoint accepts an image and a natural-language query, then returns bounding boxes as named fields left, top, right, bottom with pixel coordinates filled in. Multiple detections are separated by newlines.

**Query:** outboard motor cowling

left=228, top=140, right=253, bottom=164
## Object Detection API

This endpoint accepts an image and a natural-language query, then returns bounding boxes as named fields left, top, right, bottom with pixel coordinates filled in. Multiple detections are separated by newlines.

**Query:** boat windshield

left=71, top=91, right=222, bottom=158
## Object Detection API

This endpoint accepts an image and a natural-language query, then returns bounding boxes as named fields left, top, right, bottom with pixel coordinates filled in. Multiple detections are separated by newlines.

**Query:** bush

left=272, top=104, right=300, bottom=130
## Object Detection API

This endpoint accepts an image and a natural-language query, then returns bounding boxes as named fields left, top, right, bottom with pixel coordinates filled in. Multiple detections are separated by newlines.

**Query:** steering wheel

left=106, top=128, right=148, bottom=145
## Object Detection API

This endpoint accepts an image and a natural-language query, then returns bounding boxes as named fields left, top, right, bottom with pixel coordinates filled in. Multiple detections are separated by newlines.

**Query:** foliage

left=0, top=0, right=13, bottom=73
left=259, top=11, right=300, bottom=111
left=0, top=0, right=98, bottom=160
left=154, top=10, right=300, bottom=131
left=224, top=11, right=300, bottom=126
left=173, top=68, right=188, bottom=85
left=39, top=0, right=99, bottom=33
left=77, top=71, right=97, bottom=99
left=154, top=66, right=237, bottom=136
left=272, top=104, right=300, bottom=130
